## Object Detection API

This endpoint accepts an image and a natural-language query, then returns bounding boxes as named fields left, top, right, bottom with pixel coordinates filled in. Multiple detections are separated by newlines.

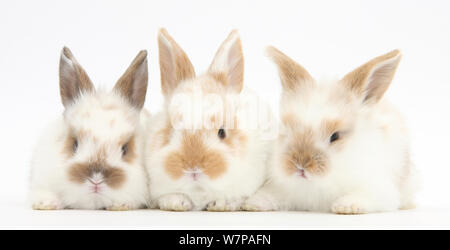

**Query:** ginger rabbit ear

left=208, top=30, right=244, bottom=93
left=342, top=49, right=402, bottom=104
left=266, top=46, right=314, bottom=92
left=158, top=28, right=195, bottom=97
left=59, top=47, right=94, bottom=108
left=114, top=50, right=148, bottom=109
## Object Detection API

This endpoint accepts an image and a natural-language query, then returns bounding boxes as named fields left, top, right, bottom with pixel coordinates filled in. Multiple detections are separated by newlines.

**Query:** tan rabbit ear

left=342, top=49, right=402, bottom=104
left=208, top=30, right=244, bottom=93
left=59, top=47, right=94, bottom=107
left=158, top=28, right=195, bottom=96
left=114, top=50, right=148, bottom=109
left=266, top=46, right=314, bottom=92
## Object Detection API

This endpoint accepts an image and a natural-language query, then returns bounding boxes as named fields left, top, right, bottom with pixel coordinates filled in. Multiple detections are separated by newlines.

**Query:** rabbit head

left=153, top=29, right=249, bottom=184
left=58, top=47, right=148, bottom=199
left=267, top=47, right=402, bottom=180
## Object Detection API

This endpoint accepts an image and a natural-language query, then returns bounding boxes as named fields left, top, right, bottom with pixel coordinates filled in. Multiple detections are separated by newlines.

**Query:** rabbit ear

left=342, top=50, right=402, bottom=104
left=208, top=30, right=244, bottom=93
left=59, top=47, right=94, bottom=107
left=114, top=50, right=148, bottom=109
left=266, top=46, right=314, bottom=92
left=158, top=28, right=195, bottom=96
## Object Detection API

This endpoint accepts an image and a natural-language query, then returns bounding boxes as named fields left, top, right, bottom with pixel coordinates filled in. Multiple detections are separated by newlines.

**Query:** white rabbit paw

left=331, top=198, right=367, bottom=215
left=32, top=200, right=63, bottom=210
left=157, top=193, right=193, bottom=211
left=106, top=204, right=131, bottom=211
left=206, top=198, right=243, bottom=212
left=31, top=191, right=63, bottom=210
left=242, top=195, right=277, bottom=212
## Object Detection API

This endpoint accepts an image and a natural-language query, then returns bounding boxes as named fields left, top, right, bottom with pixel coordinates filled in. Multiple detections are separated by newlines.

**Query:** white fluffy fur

left=30, top=48, right=150, bottom=210
left=145, top=30, right=275, bottom=211
left=146, top=91, right=273, bottom=211
left=29, top=92, right=149, bottom=210
left=244, top=50, right=419, bottom=214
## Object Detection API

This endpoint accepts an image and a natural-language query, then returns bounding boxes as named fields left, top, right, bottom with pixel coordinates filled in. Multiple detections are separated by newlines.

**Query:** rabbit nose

left=183, top=166, right=203, bottom=181
left=88, top=178, right=104, bottom=185
left=88, top=171, right=104, bottom=183
left=185, top=166, right=202, bottom=173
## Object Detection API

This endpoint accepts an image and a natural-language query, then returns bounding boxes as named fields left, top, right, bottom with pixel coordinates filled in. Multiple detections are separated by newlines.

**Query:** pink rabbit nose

left=295, top=165, right=307, bottom=179
left=184, top=167, right=203, bottom=181
left=88, top=179, right=104, bottom=185
left=88, top=172, right=105, bottom=185
left=297, top=169, right=306, bottom=178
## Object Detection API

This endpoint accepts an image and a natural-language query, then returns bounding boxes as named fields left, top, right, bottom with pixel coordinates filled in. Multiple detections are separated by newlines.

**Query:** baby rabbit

left=145, top=29, right=274, bottom=211
left=243, top=47, right=419, bottom=214
left=30, top=47, right=150, bottom=210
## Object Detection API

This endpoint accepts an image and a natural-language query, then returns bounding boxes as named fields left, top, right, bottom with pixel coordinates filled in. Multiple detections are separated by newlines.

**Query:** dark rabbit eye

left=73, top=139, right=78, bottom=152
left=121, top=143, right=128, bottom=156
left=218, top=128, right=226, bottom=139
left=330, top=132, right=340, bottom=143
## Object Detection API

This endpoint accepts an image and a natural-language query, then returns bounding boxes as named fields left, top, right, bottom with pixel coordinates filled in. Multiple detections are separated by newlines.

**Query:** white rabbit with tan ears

left=145, top=29, right=275, bottom=211
left=243, top=47, right=419, bottom=214
left=30, top=47, right=150, bottom=210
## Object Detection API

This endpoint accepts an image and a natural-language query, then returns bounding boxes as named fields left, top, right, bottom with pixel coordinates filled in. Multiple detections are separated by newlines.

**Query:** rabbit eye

left=330, top=132, right=340, bottom=143
left=121, top=143, right=128, bottom=156
left=73, top=139, right=78, bottom=152
left=218, top=128, right=226, bottom=139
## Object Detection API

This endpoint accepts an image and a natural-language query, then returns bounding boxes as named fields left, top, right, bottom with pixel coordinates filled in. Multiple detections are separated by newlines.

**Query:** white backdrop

left=1, top=0, right=449, bottom=214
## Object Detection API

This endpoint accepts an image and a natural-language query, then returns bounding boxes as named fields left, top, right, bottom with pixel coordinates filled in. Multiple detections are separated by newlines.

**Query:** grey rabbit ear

left=158, top=28, right=195, bottom=97
left=59, top=47, right=94, bottom=108
left=114, top=50, right=148, bottom=109
left=342, top=49, right=402, bottom=104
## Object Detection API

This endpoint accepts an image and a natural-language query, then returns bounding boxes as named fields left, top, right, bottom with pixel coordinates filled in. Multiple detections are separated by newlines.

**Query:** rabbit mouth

left=90, top=185, right=103, bottom=194
left=88, top=177, right=105, bottom=194
left=296, top=169, right=307, bottom=179
left=295, top=165, right=307, bottom=179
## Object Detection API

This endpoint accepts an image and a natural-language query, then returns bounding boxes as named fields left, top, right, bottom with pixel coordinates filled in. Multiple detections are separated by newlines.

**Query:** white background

left=0, top=0, right=449, bottom=228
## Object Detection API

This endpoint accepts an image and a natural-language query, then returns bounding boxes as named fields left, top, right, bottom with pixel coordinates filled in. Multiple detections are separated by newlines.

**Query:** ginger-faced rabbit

left=243, top=47, right=419, bottom=214
left=145, top=29, right=274, bottom=211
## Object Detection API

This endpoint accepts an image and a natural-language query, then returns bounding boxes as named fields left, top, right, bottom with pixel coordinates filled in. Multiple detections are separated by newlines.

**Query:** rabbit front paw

left=32, top=199, right=63, bottom=210
left=106, top=204, right=131, bottom=211
left=206, top=198, right=243, bottom=212
left=331, top=196, right=368, bottom=215
left=31, top=191, right=63, bottom=210
left=157, top=193, right=193, bottom=211
left=242, top=195, right=278, bottom=212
